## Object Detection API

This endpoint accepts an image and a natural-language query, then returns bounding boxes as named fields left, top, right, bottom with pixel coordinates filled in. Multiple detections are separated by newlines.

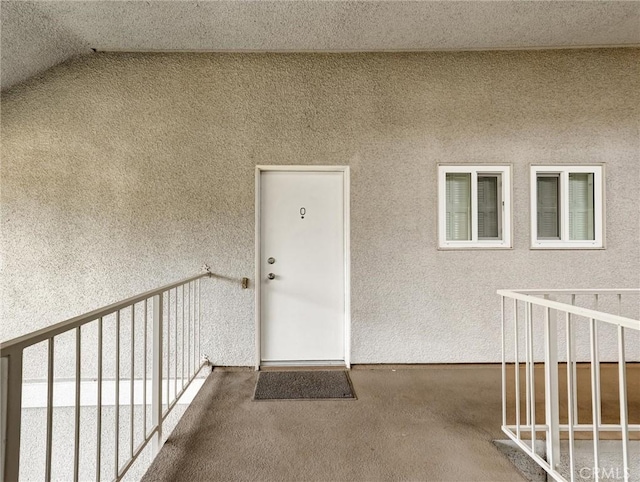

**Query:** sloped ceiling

left=2, top=0, right=639, bottom=90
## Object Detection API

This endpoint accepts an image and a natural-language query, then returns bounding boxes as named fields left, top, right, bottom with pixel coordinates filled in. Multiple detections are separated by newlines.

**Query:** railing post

left=590, top=318, right=602, bottom=479
left=565, top=312, right=576, bottom=482
left=500, top=295, right=506, bottom=428
left=514, top=299, right=521, bottom=439
left=543, top=306, right=560, bottom=470
left=152, top=293, right=164, bottom=455
left=617, top=325, right=630, bottom=482
left=526, top=302, right=536, bottom=448
left=1, top=351, right=23, bottom=482
left=570, top=294, right=578, bottom=424
left=0, top=357, right=6, bottom=482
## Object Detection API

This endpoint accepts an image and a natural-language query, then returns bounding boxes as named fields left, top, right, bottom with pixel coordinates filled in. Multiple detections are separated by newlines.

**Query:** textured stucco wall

left=0, top=1, right=91, bottom=90
left=2, top=50, right=639, bottom=372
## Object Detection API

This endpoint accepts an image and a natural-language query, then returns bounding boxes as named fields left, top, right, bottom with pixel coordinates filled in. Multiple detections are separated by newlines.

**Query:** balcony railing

left=498, top=289, right=640, bottom=482
left=1, top=271, right=212, bottom=481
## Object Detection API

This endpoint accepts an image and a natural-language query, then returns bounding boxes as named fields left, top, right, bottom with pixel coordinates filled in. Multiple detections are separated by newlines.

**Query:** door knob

left=267, top=273, right=276, bottom=280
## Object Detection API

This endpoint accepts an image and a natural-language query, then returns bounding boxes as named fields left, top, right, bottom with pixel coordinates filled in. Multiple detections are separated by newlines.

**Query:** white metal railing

left=498, top=289, right=640, bottom=482
left=1, top=271, right=212, bottom=482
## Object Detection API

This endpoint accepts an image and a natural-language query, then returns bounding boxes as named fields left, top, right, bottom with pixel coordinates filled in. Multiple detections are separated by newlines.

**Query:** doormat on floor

left=253, top=371, right=356, bottom=400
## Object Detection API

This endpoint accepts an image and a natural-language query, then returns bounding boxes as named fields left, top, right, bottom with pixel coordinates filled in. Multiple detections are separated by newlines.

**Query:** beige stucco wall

left=2, top=50, right=639, bottom=372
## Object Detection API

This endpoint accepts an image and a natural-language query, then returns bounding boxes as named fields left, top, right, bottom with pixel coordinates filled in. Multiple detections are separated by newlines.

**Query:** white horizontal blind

left=446, top=173, right=471, bottom=241
left=569, top=173, right=595, bottom=240
left=530, top=165, right=603, bottom=248
left=439, top=165, right=511, bottom=248
left=537, top=175, right=560, bottom=239
left=477, top=175, right=500, bottom=239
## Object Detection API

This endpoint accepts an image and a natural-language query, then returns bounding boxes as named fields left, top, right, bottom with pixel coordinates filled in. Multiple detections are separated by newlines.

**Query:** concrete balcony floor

left=142, top=364, right=639, bottom=482
left=142, top=365, right=524, bottom=481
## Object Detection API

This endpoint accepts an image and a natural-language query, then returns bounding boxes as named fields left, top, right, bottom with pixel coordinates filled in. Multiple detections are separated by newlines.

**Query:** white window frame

left=530, top=165, right=604, bottom=249
left=438, top=164, right=512, bottom=249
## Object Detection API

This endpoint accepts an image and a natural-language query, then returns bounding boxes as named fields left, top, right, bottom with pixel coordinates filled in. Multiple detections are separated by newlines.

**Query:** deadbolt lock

left=267, top=273, right=276, bottom=280
left=267, top=257, right=275, bottom=264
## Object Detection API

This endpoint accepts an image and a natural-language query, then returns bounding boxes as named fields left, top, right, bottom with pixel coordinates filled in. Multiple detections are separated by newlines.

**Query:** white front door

left=258, top=168, right=347, bottom=365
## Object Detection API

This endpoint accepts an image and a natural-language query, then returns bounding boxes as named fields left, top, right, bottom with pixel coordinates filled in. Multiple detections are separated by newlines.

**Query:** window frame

left=530, top=165, right=605, bottom=249
left=437, top=164, right=512, bottom=249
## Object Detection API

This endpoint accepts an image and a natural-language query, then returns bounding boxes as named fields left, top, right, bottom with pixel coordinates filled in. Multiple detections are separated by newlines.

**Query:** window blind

left=537, top=175, right=560, bottom=239
left=477, top=175, right=499, bottom=239
left=569, top=173, right=595, bottom=240
left=446, top=173, right=471, bottom=241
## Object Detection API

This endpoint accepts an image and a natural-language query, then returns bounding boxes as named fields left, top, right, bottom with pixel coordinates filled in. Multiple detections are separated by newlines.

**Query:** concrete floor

left=142, top=365, right=527, bottom=482
left=142, top=364, right=639, bottom=481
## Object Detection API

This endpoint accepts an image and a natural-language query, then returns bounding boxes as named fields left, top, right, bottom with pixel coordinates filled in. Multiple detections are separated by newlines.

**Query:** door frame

left=254, top=165, right=351, bottom=370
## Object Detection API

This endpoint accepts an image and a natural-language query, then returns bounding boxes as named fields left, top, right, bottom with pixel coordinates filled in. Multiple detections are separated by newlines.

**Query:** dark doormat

left=253, top=370, right=356, bottom=400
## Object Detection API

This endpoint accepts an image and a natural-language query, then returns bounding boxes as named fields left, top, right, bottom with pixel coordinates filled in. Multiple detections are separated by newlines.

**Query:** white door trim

left=254, top=165, right=351, bottom=370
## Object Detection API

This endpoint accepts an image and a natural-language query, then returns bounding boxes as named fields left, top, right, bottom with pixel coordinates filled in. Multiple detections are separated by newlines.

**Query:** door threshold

left=260, top=360, right=346, bottom=370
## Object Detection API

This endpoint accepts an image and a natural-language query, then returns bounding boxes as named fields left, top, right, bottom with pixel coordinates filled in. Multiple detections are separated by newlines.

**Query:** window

left=438, top=165, right=512, bottom=248
left=530, top=165, right=604, bottom=248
